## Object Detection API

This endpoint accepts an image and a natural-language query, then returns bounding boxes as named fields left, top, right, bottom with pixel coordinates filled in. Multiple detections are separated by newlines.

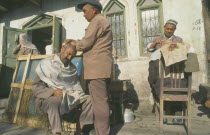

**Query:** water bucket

left=124, top=103, right=135, bottom=123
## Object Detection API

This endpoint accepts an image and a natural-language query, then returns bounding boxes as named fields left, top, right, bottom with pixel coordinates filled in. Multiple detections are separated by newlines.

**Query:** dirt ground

left=0, top=100, right=210, bottom=135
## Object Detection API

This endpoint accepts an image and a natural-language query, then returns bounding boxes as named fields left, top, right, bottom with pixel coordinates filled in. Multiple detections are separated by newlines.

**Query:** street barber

left=69, top=0, right=113, bottom=134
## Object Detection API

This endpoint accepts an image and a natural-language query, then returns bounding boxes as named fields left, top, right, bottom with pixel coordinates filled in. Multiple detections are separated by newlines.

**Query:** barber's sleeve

left=32, top=73, right=55, bottom=99
left=76, top=19, right=103, bottom=51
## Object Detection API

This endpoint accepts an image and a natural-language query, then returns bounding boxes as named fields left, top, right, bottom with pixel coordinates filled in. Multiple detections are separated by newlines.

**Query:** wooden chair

left=159, top=60, right=192, bottom=135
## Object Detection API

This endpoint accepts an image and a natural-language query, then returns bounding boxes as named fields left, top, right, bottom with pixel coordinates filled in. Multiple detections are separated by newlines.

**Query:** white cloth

left=35, top=54, right=88, bottom=114
left=147, top=44, right=195, bottom=62
left=45, top=44, right=53, bottom=54
left=160, top=41, right=191, bottom=67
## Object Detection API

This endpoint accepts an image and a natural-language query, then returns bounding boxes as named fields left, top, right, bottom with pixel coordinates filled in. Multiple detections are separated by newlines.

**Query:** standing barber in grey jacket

left=70, top=0, right=113, bottom=134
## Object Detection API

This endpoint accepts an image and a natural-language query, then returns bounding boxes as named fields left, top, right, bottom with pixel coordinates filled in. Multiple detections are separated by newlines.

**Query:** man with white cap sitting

left=147, top=19, right=183, bottom=123
left=148, top=19, right=182, bottom=99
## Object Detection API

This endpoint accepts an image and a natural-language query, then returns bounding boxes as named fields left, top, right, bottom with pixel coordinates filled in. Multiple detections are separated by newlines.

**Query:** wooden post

left=187, top=75, right=192, bottom=135
left=160, top=60, right=164, bottom=134
left=13, top=54, right=32, bottom=123
left=5, top=56, right=21, bottom=114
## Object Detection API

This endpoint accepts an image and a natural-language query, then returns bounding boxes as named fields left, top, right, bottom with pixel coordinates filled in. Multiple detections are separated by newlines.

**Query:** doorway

left=30, top=26, right=52, bottom=54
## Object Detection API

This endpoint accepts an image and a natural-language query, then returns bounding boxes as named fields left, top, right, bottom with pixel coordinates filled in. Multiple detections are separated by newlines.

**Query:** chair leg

left=159, top=98, right=164, bottom=133
left=155, top=103, right=159, bottom=121
left=187, top=99, right=192, bottom=135
left=153, top=102, right=159, bottom=121
left=183, top=103, right=186, bottom=125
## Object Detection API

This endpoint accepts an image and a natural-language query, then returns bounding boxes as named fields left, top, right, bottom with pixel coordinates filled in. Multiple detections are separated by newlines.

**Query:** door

left=52, top=15, right=61, bottom=53
left=0, top=26, right=26, bottom=97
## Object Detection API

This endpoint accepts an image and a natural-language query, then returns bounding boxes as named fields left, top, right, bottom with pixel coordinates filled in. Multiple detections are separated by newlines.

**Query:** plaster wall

left=0, top=0, right=207, bottom=106
left=0, top=0, right=151, bottom=104
left=162, top=0, right=208, bottom=90
left=202, top=0, right=210, bottom=83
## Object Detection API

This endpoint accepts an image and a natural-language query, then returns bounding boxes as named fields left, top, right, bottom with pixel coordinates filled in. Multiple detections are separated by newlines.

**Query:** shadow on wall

left=124, top=81, right=140, bottom=111
left=113, top=63, right=140, bottom=111
left=113, top=64, right=121, bottom=80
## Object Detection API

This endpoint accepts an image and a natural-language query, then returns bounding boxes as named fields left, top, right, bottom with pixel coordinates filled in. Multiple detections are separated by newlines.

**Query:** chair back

left=168, top=62, right=184, bottom=88
left=71, top=57, right=83, bottom=77
left=160, top=60, right=192, bottom=90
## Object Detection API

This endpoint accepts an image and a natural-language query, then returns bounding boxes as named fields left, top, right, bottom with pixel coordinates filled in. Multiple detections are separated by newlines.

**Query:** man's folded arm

left=32, top=73, right=55, bottom=99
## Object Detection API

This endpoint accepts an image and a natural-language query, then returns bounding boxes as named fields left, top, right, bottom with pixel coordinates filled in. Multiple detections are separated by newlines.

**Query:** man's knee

left=43, top=96, right=62, bottom=111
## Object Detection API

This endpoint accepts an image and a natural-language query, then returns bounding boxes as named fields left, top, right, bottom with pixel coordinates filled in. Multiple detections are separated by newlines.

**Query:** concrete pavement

left=0, top=98, right=210, bottom=135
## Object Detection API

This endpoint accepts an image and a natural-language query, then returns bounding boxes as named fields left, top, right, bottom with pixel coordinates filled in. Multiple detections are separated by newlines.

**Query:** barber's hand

left=63, top=39, right=76, bottom=46
left=70, top=40, right=76, bottom=46
left=53, top=89, right=63, bottom=97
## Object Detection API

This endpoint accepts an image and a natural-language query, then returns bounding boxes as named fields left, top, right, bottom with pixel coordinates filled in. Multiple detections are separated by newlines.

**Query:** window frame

left=137, top=0, right=164, bottom=56
left=103, top=0, right=127, bottom=57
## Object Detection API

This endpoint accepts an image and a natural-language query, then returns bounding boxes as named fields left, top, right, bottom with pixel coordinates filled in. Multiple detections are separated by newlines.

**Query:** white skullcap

left=166, top=19, right=178, bottom=26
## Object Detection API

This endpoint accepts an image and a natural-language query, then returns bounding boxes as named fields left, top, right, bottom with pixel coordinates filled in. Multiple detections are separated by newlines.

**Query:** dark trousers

left=148, top=60, right=160, bottom=101
left=41, top=96, right=93, bottom=134
left=87, top=78, right=111, bottom=135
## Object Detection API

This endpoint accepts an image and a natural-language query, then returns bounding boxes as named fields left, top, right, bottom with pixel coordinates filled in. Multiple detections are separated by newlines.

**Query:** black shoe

left=163, top=118, right=167, bottom=124
left=172, top=118, right=182, bottom=124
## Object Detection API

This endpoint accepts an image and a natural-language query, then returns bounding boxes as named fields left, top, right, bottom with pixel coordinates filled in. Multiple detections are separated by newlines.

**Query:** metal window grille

left=107, top=12, right=126, bottom=56
left=141, top=8, right=161, bottom=49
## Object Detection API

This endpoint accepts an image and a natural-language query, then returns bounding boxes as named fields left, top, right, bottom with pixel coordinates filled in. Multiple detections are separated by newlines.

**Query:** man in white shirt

left=147, top=19, right=183, bottom=99
left=147, top=19, right=183, bottom=123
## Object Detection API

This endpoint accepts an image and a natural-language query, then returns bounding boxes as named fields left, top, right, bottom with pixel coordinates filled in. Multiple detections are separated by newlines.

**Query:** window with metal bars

left=104, top=1, right=126, bottom=57
left=138, top=0, right=163, bottom=55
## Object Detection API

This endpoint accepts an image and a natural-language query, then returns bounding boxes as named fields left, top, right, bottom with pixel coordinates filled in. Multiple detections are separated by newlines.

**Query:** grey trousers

left=88, top=78, right=111, bottom=135
left=41, top=96, right=93, bottom=134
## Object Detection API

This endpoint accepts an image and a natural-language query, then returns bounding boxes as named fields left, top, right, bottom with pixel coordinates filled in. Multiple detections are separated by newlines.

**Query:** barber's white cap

left=166, top=19, right=178, bottom=26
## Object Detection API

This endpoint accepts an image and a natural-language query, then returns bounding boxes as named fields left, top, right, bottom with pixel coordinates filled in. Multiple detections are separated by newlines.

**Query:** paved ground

left=0, top=98, right=210, bottom=135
